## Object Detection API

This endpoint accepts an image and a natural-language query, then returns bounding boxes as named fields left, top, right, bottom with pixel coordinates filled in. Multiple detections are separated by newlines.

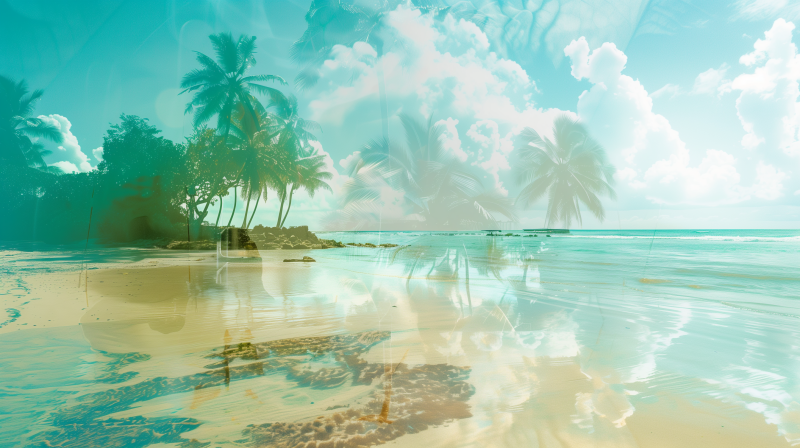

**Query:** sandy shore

left=1, top=247, right=795, bottom=447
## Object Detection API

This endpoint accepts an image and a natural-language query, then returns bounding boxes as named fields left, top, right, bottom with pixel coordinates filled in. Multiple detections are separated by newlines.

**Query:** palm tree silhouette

left=515, top=115, right=616, bottom=228
left=270, top=94, right=322, bottom=227
left=0, top=75, right=63, bottom=170
left=180, top=33, right=287, bottom=138
left=226, top=100, right=289, bottom=229
left=278, top=153, right=333, bottom=228
left=336, top=113, right=516, bottom=230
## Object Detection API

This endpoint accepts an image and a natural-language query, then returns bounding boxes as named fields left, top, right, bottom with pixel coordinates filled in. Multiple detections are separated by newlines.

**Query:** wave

left=561, top=235, right=800, bottom=242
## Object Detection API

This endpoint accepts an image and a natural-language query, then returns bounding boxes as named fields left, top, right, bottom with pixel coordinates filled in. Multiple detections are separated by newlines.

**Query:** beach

left=1, top=230, right=799, bottom=447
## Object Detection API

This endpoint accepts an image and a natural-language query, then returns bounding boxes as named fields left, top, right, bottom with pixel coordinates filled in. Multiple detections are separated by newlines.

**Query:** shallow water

left=1, top=230, right=799, bottom=447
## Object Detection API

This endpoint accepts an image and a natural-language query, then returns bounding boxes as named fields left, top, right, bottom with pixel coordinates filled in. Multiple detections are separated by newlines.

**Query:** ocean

left=1, top=229, right=798, bottom=447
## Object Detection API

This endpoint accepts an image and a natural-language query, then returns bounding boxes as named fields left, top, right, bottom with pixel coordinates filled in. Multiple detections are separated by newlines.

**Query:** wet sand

left=2, top=236, right=798, bottom=447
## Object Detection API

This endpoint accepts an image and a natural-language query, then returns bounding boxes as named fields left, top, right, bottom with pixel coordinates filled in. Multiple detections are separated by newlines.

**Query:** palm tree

left=226, top=100, right=288, bottom=229
left=278, top=153, right=333, bottom=228
left=180, top=33, right=287, bottom=138
left=269, top=94, right=322, bottom=227
left=335, top=113, right=516, bottom=229
left=0, top=75, right=63, bottom=169
left=515, top=115, right=616, bottom=228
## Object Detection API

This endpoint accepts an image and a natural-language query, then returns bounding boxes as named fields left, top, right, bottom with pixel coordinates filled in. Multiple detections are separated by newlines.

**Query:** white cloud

left=467, top=119, right=514, bottom=195
left=339, top=150, right=361, bottom=172
left=727, top=19, right=800, bottom=157
left=436, top=118, right=468, bottom=162
left=650, top=83, right=681, bottom=99
left=51, top=161, right=80, bottom=174
left=692, top=64, right=730, bottom=95
left=304, top=6, right=567, bottom=223
left=564, top=36, right=770, bottom=206
left=92, top=147, right=104, bottom=163
left=752, top=161, right=788, bottom=199
left=37, top=114, right=94, bottom=172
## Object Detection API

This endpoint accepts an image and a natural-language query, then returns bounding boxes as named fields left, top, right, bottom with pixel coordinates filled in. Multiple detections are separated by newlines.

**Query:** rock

left=281, top=243, right=294, bottom=249
left=364, top=243, right=376, bottom=248
left=378, top=243, right=398, bottom=248
left=166, top=240, right=216, bottom=250
left=284, top=256, right=316, bottom=263
left=293, top=244, right=310, bottom=249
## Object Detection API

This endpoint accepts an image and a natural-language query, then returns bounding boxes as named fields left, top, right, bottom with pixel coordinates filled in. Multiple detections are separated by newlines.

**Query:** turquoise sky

left=3, top=0, right=799, bottom=228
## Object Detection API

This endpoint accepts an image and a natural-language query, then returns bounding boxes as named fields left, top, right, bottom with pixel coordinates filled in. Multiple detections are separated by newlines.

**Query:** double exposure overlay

left=1, top=1, right=799, bottom=447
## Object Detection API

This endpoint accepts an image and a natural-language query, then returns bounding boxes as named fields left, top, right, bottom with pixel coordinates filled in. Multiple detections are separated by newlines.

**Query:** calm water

left=1, top=230, right=799, bottom=447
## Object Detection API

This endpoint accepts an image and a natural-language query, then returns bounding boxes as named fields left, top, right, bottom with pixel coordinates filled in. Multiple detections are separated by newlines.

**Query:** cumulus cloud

left=752, top=161, right=788, bottom=199
left=51, top=161, right=80, bottom=174
left=727, top=19, right=800, bottom=156
left=92, top=147, right=104, bottom=163
left=37, top=114, right=94, bottom=172
left=692, top=64, right=730, bottom=96
left=436, top=118, right=468, bottom=162
left=565, top=36, right=782, bottom=206
left=305, top=6, right=566, bottom=221
left=467, top=119, right=514, bottom=195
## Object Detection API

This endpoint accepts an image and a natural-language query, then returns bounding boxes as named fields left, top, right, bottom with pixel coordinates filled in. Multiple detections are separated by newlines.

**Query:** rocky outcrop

left=165, top=225, right=346, bottom=250
left=283, top=256, right=316, bottom=263
left=165, top=240, right=217, bottom=250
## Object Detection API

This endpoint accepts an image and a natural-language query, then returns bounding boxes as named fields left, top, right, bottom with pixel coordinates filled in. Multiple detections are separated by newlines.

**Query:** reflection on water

left=1, top=230, right=799, bottom=447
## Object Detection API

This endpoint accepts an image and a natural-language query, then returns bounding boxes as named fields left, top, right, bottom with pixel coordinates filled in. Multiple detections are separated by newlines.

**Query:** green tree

left=226, top=101, right=289, bottom=229
left=514, top=115, right=616, bottom=228
left=97, top=115, right=186, bottom=241
left=0, top=75, right=63, bottom=169
left=180, top=33, right=287, bottom=138
left=184, top=127, right=238, bottom=237
left=269, top=94, right=321, bottom=227
left=279, top=153, right=333, bottom=228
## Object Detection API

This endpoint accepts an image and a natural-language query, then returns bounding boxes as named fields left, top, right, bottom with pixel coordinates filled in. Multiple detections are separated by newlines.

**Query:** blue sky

left=3, top=0, right=800, bottom=229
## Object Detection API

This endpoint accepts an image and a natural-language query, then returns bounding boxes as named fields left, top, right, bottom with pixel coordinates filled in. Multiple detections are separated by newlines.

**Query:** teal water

left=1, top=230, right=799, bottom=447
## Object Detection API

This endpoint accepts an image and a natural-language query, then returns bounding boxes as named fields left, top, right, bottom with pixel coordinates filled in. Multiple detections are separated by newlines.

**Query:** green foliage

left=0, top=74, right=63, bottom=169
left=180, top=32, right=287, bottom=137
left=95, top=114, right=187, bottom=241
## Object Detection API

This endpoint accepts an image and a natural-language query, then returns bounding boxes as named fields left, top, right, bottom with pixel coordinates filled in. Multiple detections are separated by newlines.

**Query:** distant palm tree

left=0, top=75, right=63, bottom=169
left=279, top=153, right=333, bottom=228
left=336, top=113, right=516, bottom=229
left=180, top=33, right=287, bottom=138
left=515, top=115, right=616, bottom=228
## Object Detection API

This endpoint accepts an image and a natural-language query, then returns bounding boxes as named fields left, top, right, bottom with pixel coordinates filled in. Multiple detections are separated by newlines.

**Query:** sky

left=2, top=0, right=800, bottom=229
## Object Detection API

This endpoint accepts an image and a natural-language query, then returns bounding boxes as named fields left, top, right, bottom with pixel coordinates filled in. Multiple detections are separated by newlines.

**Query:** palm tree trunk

left=226, top=187, right=238, bottom=227
left=215, top=195, right=223, bottom=227
left=247, top=190, right=262, bottom=228
left=279, top=187, right=296, bottom=228
left=241, top=192, right=252, bottom=229
left=276, top=185, right=288, bottom=227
